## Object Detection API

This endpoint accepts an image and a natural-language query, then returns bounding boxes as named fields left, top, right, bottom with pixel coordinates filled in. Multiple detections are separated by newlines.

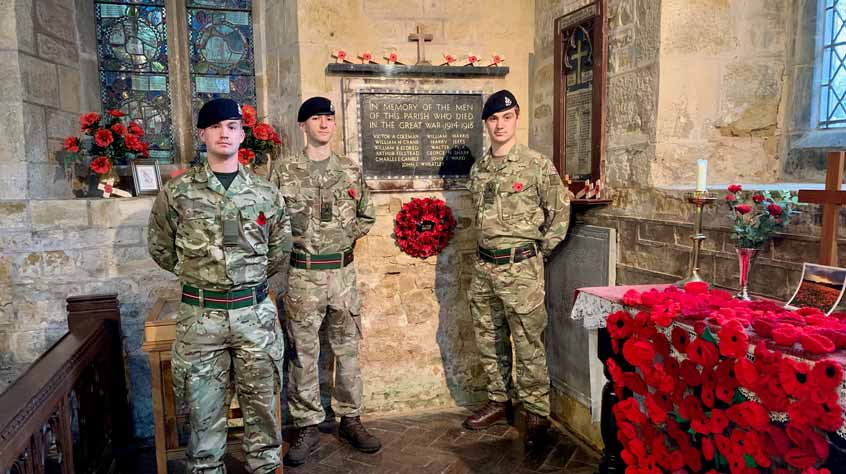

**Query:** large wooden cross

left=798, top=151, right=846, bottom=266
left=408, top=25, right=433, bottom=65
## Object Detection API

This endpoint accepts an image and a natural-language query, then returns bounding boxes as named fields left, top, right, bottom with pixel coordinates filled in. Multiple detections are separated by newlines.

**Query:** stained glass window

left=187, top=1, right=255, bottom=136
left=96, top=1, right=174, bottom=162
left=819, top=0, right=846, bottom=128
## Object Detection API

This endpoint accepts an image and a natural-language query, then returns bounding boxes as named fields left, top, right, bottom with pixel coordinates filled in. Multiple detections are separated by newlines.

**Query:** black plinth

left=326, top=63, right=510, bottom=77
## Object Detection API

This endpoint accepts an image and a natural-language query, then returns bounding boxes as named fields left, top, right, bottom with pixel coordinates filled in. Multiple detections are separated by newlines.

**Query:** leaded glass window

left=187, top=0, right=256, bottom=132
left=96, top=1, right=174, bottom=162
left=819, top=0, right=846, bottom=128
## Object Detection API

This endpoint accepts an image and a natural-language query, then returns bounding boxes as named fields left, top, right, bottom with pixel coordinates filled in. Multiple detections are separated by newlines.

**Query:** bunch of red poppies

left=237, top=105, right=282, bottom=166
left=606, top=283, right=845, bottom=473
left=62, top=110, right=150, bottom=175
left=393, top=197, right=456, bottom=258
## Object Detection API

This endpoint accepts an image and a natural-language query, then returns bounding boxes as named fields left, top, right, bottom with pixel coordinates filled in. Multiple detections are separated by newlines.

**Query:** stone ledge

left=326, top=63, right=510, bottom=77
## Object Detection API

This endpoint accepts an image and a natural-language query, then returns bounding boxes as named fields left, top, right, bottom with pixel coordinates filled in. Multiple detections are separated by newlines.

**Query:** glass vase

left=735, top=247, right=760, bottom=300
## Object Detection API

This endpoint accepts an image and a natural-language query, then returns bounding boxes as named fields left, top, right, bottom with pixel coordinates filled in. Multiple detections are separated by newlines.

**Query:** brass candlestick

left=676, top=191, right=718, bottom=287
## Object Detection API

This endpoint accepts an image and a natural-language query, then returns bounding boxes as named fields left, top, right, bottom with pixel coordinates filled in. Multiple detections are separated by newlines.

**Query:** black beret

left=196, top=98, right=242, bottom=129
left=482, top=90, right=519, bottom=120
left=298, top=97, right=335, bottom=122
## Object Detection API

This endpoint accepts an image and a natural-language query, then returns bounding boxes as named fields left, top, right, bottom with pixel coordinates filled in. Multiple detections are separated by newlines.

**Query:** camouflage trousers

left=468, top=252, right=550, bottom=417
left=282, top=264, right=363, bottom=427
left=171, top=297, right=285, bottom=474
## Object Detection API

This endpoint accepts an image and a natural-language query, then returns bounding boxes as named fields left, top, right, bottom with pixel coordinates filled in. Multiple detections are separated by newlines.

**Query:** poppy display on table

left=605, top=283, right=846, bottom=473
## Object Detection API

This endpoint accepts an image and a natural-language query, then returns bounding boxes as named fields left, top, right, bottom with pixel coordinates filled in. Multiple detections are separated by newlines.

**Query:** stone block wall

left=0, top=196, right=179, bottom=439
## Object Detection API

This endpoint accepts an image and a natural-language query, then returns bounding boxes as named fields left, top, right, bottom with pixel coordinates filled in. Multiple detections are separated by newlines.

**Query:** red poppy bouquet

left=237, top=105, right=283, bottom=167
left=62, top=109, right=150, bottom=176
left=725, top=184, right=799, bottom=249
left=607, top=283, right=845, bottom=474
left=394, top=198, right=457, bottom=258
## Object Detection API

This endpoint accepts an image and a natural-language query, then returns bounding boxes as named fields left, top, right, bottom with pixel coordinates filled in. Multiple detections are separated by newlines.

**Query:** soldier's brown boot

left=339, top=416, right=382, bottom=453
left=462, top=400, right=513, bottom=430
left=283, top=425, right=320, bottom=466
left=524, top=411, right=550, bottom=448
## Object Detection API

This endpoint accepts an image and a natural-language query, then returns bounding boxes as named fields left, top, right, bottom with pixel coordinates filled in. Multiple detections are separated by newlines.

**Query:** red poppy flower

left=800, top=333, right=836, bottom=354
left=79, top=112, right=100, bottom=130
left=241, top=104, right=257, bottom=128
left=752, top=318, right=777, bottom=338
left=651, top=335, right=671, bottom=360
left=734, top=357, right=760, bottom=390
left=716, top=358, right=739, bottom=389
left=110, top=123, right=126, bottom=135
left=701, top=383, right=716, bottom=408
left=348, top=188, right=357, bottom=199
left=735, top=204, right=753, bottom=215
left=728, top=184, right=743, bottom=193
left=124, top=134, right=145, bottom=152
left=707, top=408, right=728, bottom=434
left=623, top=372, right=647, bottom=395
left=684, top=281, right=709, bottom=294
left=702, top=436, right=715, bottom=460
left=253, top=123, right=274, bottom=141
left=612, top=397, right=647, bottom=425
left=718, top=319, right=749, bottom=358
left=727, top=401, right=770, bottom=429
left=94, top=129, right=114, bottom=148
left=680, top=359, right=702, bottom=386
left=683, top=446, right=702, bottom=472
left=512, top=182, right=524, bottom=192
left=687, top=337, right=718, bottom=368
left=606, top=310, right=632, bottom=339
left=63, top=136, right=79, bottom=153
left=715, top=433, right=732, bottom=457
left=89, top=156, right=111, bottom=175
left=810, top=359, right=844, bottom=391
left=768, top=203, right=783, bottom=216
left=623, top=338, right=655, bottom=368
left=238, top=148, right=256, bottom=165
left=644, top=393, right=668, bottom=424
left=680, top=394, right=705, bottom=422
left=759, top=374, right=791, bottom=411
left=622, top=289, right=642, bottom=305
left=671, top=326, right=691, bottom=353
left=663, top=357, right=680, bottom=379
left=779, top=358, right=813, bottom=400
left=773, top=325, right=803, bottom=345
left=606, top=358, right=625, bottom=389
left=128, top=121, right=144, bottom=136
left=107, top=109, right=125, bottom=117
left=726, top=192, right=737, bottom=201
left=256, top=211, right=267, bottom=226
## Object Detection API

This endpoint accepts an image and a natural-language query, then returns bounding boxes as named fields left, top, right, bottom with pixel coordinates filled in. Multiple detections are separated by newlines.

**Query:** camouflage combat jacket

left=469, top=143, right=571, bottom=256
left=270, top=151, right=375, bottom=254
left=148, top=162, right=292, bottom=292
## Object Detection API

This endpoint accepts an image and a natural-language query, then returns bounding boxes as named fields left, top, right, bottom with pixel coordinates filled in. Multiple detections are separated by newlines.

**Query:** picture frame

left=784, top=263, right=846, bottom=315
left=131, top=159, right=162, bottom=196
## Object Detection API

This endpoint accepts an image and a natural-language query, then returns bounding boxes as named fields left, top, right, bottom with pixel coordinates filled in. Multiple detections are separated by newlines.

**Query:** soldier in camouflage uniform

left=270, top=97, right=380, bottom=466
left=148, top=98, right=292, bottom=473
left=464, top=90, right=571, bottom=448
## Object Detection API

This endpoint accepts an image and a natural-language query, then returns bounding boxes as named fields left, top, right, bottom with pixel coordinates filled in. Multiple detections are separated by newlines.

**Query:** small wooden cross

left=97, top=178, right=131, bottom=198
left=408, top=25, right=433, bottom=65
left=798, top=151, right=846, bottom=266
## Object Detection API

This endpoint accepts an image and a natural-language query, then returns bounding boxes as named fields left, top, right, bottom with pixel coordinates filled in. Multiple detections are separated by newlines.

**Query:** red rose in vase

left=110, top=123, right=126, bottom=135
left=63, top=136, right=79, bottom=153
left=128, top=121, right=144, bottom=136
left=94, top=129, right=114, bottom=148
left=253, top=123, right=274, bottom=141
left=241, top=104, right=257, bottom=128
left=238, top=148, right=256, bottom=165
left=79, top=112, right=100, bottom=130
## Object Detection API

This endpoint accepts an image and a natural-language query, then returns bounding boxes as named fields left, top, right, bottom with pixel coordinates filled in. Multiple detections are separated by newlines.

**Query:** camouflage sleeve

left=267, top=189, right=292, bottom=278
left=538, top=158, right=571, bottom=256
left=147, top=186, right=178, bottom=273
left=354, top=173, right=376, bottom=239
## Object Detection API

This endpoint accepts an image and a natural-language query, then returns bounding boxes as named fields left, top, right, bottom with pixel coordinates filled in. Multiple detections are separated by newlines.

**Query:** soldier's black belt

left=478, top=244, right=537, bottom=265
left=291, top=249, right=354, bottom=270
left=181, top=281, right=268, bottom=310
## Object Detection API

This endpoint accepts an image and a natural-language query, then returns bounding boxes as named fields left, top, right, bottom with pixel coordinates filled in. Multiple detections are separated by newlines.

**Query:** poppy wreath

left=605, top=282, right=846, bottom=474
left=393, top=197, right=457, bottom=258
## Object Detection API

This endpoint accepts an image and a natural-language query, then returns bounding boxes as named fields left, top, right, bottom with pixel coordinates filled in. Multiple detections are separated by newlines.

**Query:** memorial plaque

left=358, top=90, right=483, bottom=179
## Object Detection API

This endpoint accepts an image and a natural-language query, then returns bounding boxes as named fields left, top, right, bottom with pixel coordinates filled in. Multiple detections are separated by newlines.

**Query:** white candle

left=696, top=159, right=707, bottom=191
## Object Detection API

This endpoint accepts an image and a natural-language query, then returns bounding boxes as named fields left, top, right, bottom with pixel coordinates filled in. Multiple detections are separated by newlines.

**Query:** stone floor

left=127, top=408, right=600, bottom=474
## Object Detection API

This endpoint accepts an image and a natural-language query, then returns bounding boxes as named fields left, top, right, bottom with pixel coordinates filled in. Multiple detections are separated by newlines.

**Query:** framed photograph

left=785, top=263, right=846, bottom=315
left=131, top=159, right=162, bottom=195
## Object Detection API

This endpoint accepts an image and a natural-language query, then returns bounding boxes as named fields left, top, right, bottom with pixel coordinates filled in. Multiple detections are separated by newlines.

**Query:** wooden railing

left=0, top=295, right=131, bottom=474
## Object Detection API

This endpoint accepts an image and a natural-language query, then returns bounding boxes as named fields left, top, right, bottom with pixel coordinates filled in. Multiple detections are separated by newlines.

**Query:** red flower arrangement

left=237, top=105, right=282, bottom=167
left=724, top=184, right=799, bottom=248
left=605, top=283, right=846, bottom=474
left=393, top=197, right=456, bottom=258
left=62, top=109, right=150, bottom=176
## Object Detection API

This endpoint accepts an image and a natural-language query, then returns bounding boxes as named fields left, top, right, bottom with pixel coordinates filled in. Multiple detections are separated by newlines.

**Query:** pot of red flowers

left=236, top=105, right=283, bottom=177
left=725, top=184, right=798, bottom=300
left=61, top=109, right=150, bottom=196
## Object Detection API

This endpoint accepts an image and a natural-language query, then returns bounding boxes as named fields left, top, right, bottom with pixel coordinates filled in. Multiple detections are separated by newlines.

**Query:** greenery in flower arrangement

left=724, top=184, right=799, bottom=249
left=235, top=104, right=283, bottom=170
left=61, top=109, right=150, bottom=180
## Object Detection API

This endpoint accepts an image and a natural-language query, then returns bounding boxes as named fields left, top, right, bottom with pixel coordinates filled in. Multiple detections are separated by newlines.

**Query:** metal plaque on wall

left=357, top=90, right=483, bottom=179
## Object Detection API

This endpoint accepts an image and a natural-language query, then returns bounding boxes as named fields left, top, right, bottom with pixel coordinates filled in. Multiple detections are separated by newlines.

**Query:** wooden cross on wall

left=798, top=151, right=846, bottom=266
left=408, top=25, right=433, bottom=65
